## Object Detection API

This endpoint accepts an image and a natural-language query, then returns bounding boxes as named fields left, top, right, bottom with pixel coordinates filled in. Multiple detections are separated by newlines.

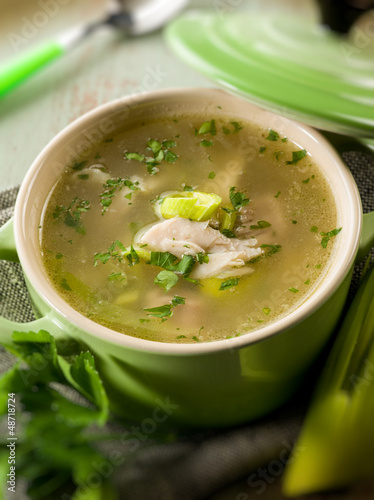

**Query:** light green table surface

left=0, top=0, right=316, bottom=190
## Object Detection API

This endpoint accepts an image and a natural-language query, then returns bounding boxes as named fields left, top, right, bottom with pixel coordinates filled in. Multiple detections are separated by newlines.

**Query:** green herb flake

left=291, top=220, right=298, bottom=225
left=262, top=307, right=271, bottom=316
left=281, top=137, right=288, bottom=142
left=192, top=336, right=200, bottom=342
left=53, top=197, right=90, bottom=235
left=311, top=226, right=318, bottom=233
left=222, top=229, right=236, bottom=238
left=100, top=177, right=140, bottom=214
left=196, top=252, right=209, bottom=264
left=219, top=278, right=239, bottom=291
left=154, top=270, right=179, bottom=291
left=177, top=335, right=187, bottom=339
left=250, top=220, right=271, bottom=230
left=55, top=253, right=64, bottom=259
left=286, top=149, right=307, bottom=165
left=198, top=119, right=216, bottom=136
left=61, top=278, right=72, bottom=291
left=183, top=185, right=194, bottom=192
left=146, top=139, right=162, bottom=154
left=222, top=126, right=230, bottom=135
left=208, top=171, right=216, bottom=179
left=200, top=140, right=213, bottom=147
left=275, top=191, right=281, bottom=198
left=229, top=186, right=250, bottom=211
left=259, top=146, right=266, bottom=153
left=274, top=151, right=283, bottom=160
left=78, top=174, right=89, bottom=180
left=289, top=287, right=299, bottom=293
left=124, top=151, right=145, bottom=162
left=266, top=129, right=279, bottom=141
left=304, top=279, right=311, bottom=285
left=260, top=244, right=282, bottom=257
left=320, top=227, right=342, bottom=248
left=71, top=160, right=88, bottom=171
left=231, top=121, right=243, bottom=133
left=302, top=178, right=310, bottom=184
left=108, top=272, right=126, bottom=282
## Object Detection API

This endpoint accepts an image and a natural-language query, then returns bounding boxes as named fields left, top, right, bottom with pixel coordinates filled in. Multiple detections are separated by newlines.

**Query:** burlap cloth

left=1, top=147, right=373, bottom=500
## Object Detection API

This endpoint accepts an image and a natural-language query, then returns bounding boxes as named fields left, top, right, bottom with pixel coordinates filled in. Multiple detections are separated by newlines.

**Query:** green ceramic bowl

left=0, top=88, right=373, bottom=427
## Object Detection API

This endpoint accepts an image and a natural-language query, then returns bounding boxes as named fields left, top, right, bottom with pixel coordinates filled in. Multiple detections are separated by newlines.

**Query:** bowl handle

left=0, top=217, right=69, bottom=346
left=356, top=211, right=374, bottom=264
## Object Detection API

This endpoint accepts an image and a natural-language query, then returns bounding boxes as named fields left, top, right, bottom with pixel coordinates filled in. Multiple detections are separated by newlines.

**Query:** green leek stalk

left=283, top=262, right=374, bottom=496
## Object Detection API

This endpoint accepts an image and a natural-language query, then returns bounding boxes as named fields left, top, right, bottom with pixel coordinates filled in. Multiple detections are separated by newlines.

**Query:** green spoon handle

left=0, top=41, right=65, bottom=97
left=0, top=26, right=87, bottom=98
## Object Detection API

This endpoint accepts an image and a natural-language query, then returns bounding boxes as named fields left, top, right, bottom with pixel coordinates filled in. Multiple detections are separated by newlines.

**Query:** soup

left=40, top=112, right=340, bottom=343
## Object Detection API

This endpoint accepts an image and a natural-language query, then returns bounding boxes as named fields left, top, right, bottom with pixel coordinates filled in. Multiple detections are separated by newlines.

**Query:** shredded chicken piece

left=137, top=217, right=262, bottom=279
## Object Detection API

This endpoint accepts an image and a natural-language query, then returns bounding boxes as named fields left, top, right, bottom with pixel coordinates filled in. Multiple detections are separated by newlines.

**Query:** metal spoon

left=0, top=0, right=189, bottom=98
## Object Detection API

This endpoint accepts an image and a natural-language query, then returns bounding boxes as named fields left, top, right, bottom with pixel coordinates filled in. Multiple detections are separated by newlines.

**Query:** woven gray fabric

left=0, top=149, right=373, bottom=500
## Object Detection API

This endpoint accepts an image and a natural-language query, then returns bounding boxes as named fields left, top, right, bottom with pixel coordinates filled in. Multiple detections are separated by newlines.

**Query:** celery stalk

left=283, top=263, right=374, bottom=497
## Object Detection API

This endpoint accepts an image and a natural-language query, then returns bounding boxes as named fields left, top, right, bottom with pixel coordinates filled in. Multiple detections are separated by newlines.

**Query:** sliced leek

left=160, top=191, right=222, bottom=221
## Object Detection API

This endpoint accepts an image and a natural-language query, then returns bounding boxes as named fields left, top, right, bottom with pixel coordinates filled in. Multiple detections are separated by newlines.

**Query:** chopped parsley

left=230, top=121, right=243, bottom=133
left=124, top=138, right=179, bottom=175
left=154, top=270, right=179, bottom=291
left=260, top=244, right=282, bottom=257
left=320, top=227, right=342, bottom=248
left=275, top=191, right=281, bottom=198
left=311, top=226, right=318, bottom=233
left=149, top=251, right=195, bottom=277
left=259, top=146, right=266, bottom=153
left=143, top=295, right=185, bottom=320
left=196, top=252, right=209, bottom=264
left=94, top=240, right=127, bottom=266
left=53, top=197, right=90, bottom=235
left=266, top=129, right=279, bottom=141
left=60, top=278, right=72, bottom=291
left=71, top=160, right=88, bottom=171
left=274, top=151, right=283, bottom=160
left=108, top=272, right=126, bottom=282
left=286, top=149, right=307, bottom=165
left=302, top=178, right=310, bottom=184
left=289, top=287, right=299, bottom=293
left=208, top=171, right=216, bottom=179
left=219, top=278, right=239, bottom=291
left=100, top=177, right=140, bottom=214
left=228, top=186, right=250, bottom=212
left=183, top=185, right=194, bottom=192
left=291, top=220, right=298, bottom=225
left=197, top=119, right=216, bottom=136
left=262, top=307, right=271, bottom=315
left=222, top=229, right=236, bottom=238
left=200, top=140, right=213, bottom=147
left=250, top=220, right=271, bottom=230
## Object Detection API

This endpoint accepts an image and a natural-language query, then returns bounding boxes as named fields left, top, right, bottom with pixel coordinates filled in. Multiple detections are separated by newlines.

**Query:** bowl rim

left=14, top=87, right=362, bottom=355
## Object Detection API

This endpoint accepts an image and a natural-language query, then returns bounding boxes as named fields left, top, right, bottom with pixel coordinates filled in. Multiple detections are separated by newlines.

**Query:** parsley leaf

left=320, top=227, right=342, bottom=248
left=229, top=187, right=250, bottom=211
left=219, top=278, right=239, bottom=290
left=154, top=270, right=179, bottom=291
left=250, top=220, right=271, bottom=230
left=100, top=177, right=140, bottom=214
left=53, top=197, right=90, bottom=235
left=286, top=149, right=307, bottom=165
left=198, top=119, right=216, bottom=136
left=144, top=295, right=185, bottom=319
left=196, top=252, right=209, bottom=264
left=266, top=129, right=279, bottom=141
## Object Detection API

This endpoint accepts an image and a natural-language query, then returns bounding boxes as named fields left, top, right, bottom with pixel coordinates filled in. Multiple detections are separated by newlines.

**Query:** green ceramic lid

left=165, top=11, right=374, bottom=138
